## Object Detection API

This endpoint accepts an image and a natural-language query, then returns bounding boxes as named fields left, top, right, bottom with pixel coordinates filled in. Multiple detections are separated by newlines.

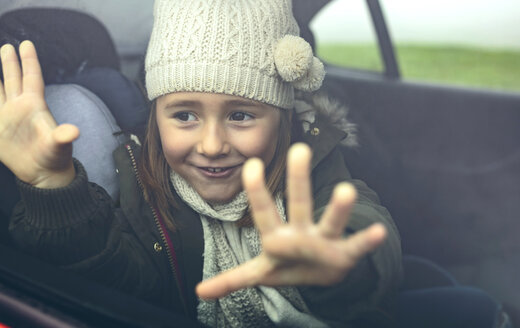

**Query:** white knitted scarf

left=170, top=171, right=328, bottom=328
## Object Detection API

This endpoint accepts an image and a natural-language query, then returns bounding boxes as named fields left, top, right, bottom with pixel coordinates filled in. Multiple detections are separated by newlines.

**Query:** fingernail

left=19, top=40, right=32, bottom=51
left=242, top=158, right=264, bottom=186
left=244, top=158, right=263, bottom=171
left=370, top=223, right=387, bottom=241
left=289, top=142, right=311, bottom=155
left=0, top=44, right=10, bottom=57
left=335, top=182, right=356, bottom=199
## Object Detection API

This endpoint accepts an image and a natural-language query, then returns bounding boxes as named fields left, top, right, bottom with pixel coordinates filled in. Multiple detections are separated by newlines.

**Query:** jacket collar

left=293, top=92, right=356, bottom=169
left=301, top=113, right=347, bottom=169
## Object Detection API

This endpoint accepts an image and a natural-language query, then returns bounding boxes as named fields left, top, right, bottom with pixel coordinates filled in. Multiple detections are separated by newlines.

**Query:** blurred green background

left=311, top=0, right=520, bottom=94
left=317, top=43, right=520, bottom=93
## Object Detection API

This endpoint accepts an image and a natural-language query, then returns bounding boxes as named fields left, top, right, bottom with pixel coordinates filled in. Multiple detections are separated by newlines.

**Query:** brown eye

left=230, top=112, right=253, bottom=121
left=174, top=112, right=196, bottom=121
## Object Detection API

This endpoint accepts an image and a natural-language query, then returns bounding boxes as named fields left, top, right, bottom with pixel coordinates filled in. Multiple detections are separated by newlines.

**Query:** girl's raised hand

left=0, top=41, right=78, bottom=188
left=196, top=143, right=387, bottom=299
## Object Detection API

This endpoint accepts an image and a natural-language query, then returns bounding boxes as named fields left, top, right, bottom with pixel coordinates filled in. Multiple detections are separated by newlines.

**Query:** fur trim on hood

left=294, top=91, right=358, bottom=148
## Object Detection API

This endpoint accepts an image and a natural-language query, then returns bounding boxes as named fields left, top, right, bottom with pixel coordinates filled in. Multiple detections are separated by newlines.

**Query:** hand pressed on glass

left=0, top=41, right=78, bottom=188
left=196, top=143, right=387, bottom=299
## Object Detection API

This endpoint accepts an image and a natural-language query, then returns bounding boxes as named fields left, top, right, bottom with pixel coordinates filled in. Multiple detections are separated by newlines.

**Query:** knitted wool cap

left=145, top=0, right=325, bottom=109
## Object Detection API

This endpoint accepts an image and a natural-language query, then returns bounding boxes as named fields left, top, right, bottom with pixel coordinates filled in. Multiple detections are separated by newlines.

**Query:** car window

left=310, top=0, right=383, bottom=73
left=311, top=0, right=520, bottom=93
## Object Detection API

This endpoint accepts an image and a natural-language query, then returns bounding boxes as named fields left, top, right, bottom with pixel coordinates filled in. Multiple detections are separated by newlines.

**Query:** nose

left=196, top=121, right=230, bottom=157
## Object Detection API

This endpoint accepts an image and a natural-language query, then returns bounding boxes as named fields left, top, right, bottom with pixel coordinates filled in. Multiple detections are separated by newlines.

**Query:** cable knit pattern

left=145, top=0, right=326, bottom=108
left=170, top=171, right=328, bottom=328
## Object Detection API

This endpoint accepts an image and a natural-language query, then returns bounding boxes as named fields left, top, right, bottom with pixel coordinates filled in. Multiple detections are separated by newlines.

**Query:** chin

left=199, top=190, right=240, bottom=205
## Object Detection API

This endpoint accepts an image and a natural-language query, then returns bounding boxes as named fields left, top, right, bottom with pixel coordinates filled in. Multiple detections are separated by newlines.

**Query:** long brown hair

left=139, top=100, right=293, bottom=231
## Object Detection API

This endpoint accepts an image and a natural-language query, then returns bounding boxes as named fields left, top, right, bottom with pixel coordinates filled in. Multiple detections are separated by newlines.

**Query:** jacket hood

left=294, top=91, right=358, bottom=148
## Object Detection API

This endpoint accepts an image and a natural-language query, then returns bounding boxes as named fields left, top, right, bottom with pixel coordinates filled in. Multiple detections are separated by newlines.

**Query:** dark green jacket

left=10, top=94, right=402, bottom=327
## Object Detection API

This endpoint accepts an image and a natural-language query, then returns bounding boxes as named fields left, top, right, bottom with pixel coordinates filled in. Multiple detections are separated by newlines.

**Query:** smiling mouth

left=202, top=167, right=226, bottom=173
left=196, top=164, right=242, bottom=177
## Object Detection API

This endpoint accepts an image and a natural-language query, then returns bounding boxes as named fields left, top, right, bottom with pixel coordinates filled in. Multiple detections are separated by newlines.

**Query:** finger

left=287, top=143, right=313, bottom=226
left=0, top=78, right=5, bottom=105
left=196, top=257, right=268, bottom=299
left=1, top=44, right=22, bottom=99
left=318, top=182, right=357, bottom=238
left=20, top=41, right=44, bottom=97
left=242, top=158, right=282, bottom=234
left=340, top=223, right=387, bottom=265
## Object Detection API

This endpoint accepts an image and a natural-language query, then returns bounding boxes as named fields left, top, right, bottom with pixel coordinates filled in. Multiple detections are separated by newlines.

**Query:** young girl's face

left=156, top=92, right=281, bottom=204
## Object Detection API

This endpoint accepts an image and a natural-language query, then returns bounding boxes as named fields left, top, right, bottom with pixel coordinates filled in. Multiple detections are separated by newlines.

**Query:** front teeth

left=206, top=167, right=224, bottom=173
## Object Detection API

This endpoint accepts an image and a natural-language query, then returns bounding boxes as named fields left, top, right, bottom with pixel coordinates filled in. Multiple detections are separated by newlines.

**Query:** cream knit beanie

left=145, top=0, right=325, bottom=109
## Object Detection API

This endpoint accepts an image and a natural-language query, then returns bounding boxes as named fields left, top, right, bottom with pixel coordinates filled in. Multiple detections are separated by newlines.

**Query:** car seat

left=398, top=255, right=512, bottom=327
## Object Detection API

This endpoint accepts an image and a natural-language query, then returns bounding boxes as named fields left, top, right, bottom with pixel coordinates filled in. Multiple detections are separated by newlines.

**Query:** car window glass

left=310, top=0, right=383, bottom=72
left=310, top=0, right=520, bottom=93
left=381, top=0, right=520, bottom=92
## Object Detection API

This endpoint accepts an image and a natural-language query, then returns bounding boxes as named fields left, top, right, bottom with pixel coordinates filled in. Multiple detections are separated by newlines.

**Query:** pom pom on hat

left=274, top=35, right=313, bottom=82
left=274, top=35, right=325, bottom=92
left=292, top=56, right=325, bottom=92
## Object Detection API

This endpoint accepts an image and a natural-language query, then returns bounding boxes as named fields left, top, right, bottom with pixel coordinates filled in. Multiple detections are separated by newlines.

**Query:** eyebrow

left=163, top=98, right=262, bottom=110
left=163, top=100, right=200, bottom=110
left=224, top=99, right=261, bottom=107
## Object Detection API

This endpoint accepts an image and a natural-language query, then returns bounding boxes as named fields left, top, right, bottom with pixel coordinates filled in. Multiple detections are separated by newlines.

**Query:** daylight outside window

left=311, top=0, right=520, bottom=93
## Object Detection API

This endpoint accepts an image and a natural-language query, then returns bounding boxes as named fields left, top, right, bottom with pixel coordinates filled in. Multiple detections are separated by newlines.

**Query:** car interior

left=0, top=1, right=519, bottom=327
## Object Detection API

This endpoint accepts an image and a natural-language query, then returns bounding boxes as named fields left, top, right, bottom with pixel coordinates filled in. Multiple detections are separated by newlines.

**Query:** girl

left=0, top=0, right=402, bottom=327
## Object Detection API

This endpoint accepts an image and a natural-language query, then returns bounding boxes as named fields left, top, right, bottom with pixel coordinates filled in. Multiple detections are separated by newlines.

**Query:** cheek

left=158, top=124, right=191, bottom=165
left=237, top=124, right=280, bottom=163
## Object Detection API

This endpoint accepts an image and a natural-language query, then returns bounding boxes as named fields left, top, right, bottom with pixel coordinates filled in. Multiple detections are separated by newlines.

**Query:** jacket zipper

left=125, top=144, right=189, bottom=316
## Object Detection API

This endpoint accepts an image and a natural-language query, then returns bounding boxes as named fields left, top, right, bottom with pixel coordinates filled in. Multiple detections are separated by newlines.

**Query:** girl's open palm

left=0, top=41, right=78, bottom=188
left=196, top=143, right=387, bottom=299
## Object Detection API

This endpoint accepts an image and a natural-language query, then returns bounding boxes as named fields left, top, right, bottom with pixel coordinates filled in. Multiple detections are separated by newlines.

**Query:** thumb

left=48, top=123, right=79, bottom=160
left=53, top=123, right=79, bottom=145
